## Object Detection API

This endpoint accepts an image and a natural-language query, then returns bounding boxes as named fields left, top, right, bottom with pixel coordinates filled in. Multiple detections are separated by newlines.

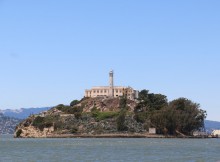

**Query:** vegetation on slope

left=15, top=89, right=207, bottom=137
left=91, top=107, right=119, bottom=121
left=134, top=90, right=207, bottom=135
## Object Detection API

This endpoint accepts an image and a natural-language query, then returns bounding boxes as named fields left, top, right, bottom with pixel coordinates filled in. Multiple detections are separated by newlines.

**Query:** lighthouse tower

left=109, top=70, right=114, bottom=97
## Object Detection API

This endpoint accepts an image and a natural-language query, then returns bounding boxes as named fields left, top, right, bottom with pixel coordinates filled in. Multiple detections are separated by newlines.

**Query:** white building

left=85, top=71, right=139, bottom=100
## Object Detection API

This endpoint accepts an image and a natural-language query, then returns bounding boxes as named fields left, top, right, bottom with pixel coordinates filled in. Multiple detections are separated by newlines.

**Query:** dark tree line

left=134, top=90, right=207, bottom=135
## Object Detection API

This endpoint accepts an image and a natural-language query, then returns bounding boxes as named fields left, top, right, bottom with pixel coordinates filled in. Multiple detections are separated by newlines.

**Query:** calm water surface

left=0, top=135, right=219, bottom=162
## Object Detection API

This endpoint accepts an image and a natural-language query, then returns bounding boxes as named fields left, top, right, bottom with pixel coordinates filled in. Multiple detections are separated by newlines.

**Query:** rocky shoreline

left=15, top=132, right=213, bottom=139
left=35, top=134, right=182, bottom=138
left=14, top=97, right=209, bottom=139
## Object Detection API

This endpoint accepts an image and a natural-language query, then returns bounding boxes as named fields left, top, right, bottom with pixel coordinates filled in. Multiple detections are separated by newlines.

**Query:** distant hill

left=205, top=120, right=220, bottom=133
left=0, top=107, right=51, bottom=119
left=0, top=113, right=22, bottom=134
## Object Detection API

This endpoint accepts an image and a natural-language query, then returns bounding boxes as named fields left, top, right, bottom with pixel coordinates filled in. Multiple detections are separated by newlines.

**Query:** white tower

left=109, top=70, right=114, bottom=97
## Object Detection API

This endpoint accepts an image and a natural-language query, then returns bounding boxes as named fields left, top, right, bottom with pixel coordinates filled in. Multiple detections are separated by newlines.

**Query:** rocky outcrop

left=80, top=97, right=137, bottom=112
left=16, top=125, right=54, bottom=138
left=14, top=97, right=148, bottom=138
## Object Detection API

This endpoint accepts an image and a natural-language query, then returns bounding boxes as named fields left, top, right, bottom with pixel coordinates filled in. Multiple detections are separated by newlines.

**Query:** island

left=14, top=91, right=207, bottom=138
left=14, top=71, right=207, bottom=138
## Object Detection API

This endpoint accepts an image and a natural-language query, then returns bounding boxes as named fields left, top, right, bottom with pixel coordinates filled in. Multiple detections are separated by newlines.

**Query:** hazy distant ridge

left=205, top=120, right=220, bottom=133
left=0, top=113, right=21, bottom=134
left=0, top=107, right=51, bottom=134
left=0, top=107, right=51, bottom=119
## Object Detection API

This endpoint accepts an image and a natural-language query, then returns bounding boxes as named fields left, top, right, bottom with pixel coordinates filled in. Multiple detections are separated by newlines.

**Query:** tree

left=148, top=93, right=168, bottom=111
left=16, top=129, right=22, bottom=138
left=119, top=96, right=127, bottom=109
left=138, top=89, right=149, bottom=102
left=150, top=98, right=207, bottom=135
left=72, top=106, right=83, bottom=119
left=134, top=90, right=168, bottom=123
left=136, top=89, right=168, bottom=112
left=116, top=109, right=127, bottom=131
left=135, top=89, right=150, bottom=112
left=70, top=100, right=79, bottom=107
left=116, top=97, right=128, bottom=131
left=169, top=98, right=207, bottom=134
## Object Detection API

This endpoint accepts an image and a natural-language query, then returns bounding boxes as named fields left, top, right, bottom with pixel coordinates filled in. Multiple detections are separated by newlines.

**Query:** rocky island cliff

left=14, top=90, right=207, bottom=138
left=14, top=97, right=144, bottom=138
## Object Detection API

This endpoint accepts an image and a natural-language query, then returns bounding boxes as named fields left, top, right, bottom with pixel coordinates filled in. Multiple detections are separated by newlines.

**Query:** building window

left=101, top=90, right=103, bottom=93
left=104, top=90, right=106, bottom=93
left=93, top=90, right=96, bottom=93
left=116, top=90, right=118, bottom=93
left=97, top=90, right=99, bottom=93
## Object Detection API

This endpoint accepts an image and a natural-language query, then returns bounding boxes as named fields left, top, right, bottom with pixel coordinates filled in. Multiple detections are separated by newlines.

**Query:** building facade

left=85, top=71, right=139, bottom=100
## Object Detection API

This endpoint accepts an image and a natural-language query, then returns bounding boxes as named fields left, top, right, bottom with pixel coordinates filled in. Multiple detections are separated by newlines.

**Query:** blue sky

left=0, top=0, right=220, bottom=121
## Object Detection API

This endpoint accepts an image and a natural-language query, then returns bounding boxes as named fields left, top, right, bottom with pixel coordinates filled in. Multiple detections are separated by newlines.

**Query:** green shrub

left=134, top=112, right=148, bottom=123
left=16, top=129, right=22, bottom=137
left=32, top=116, right=54, bottom=131
left=70, top=127, right=78, bottom=134
left=91, top=107, right=118, bottom=121
left=55, top=104, right=66, bottom=111
left=55, top=104, right=83, bottom=118
left=23, top=118, right=32, bottom=127
left=119, top=97, right=127, bottom=109
left=95, top=112, right=119, bottom=121
left=32, top=116, right=44, bottom=126
left=91, top=107, right=99, bottom=118
left=116, top=110, right=128, bottom=131
left=54, top=121, right=65, bottom=130
left=73, top=106, right=83, bottom=119
left=70, top=100, right=79, bottom=107
left=55, top=104, right=72, bottom=113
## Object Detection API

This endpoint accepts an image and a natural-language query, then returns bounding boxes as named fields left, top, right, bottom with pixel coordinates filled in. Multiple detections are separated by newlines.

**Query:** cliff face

left=16, top=125, right=54, bottom=138
left=80, top=97, right=137, bottom=112
left=14, top=97, right=148, bottom=138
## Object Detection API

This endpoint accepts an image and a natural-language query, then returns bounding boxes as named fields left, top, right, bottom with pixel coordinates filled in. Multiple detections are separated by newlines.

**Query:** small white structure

left=193, top=131, right=208, bottom=137
left=211, top=130, right=220, bottom=137
left=149, top=128, right=156, bottom=134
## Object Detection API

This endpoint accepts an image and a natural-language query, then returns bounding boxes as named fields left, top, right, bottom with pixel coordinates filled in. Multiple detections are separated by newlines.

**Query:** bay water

left=0, top=135, right=219, bottom=162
